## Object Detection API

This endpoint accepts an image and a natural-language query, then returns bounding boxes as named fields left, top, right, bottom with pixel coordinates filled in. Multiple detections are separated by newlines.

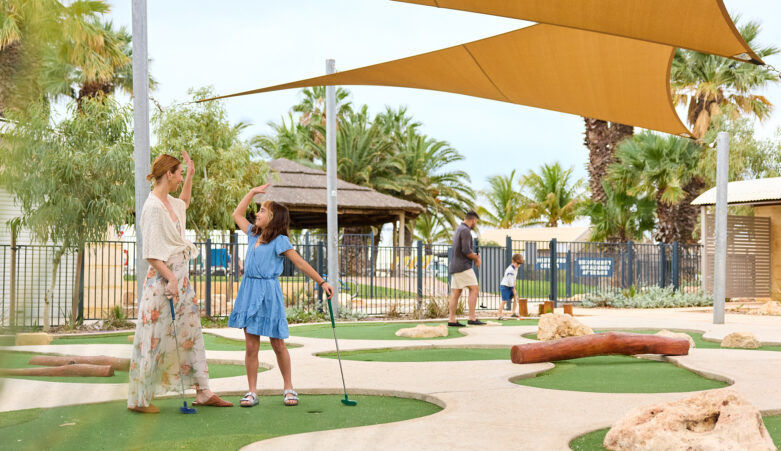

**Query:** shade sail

left=393, top=0, right=763, bottom=64
left=200, top=24, right=691, bottom=136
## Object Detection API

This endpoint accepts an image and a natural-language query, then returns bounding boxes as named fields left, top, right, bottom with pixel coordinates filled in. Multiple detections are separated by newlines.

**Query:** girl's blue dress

left=228, top=226, right=293, bottom=338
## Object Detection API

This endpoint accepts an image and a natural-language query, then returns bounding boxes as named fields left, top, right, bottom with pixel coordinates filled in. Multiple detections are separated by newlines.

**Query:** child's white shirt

left=500, top=264, right=517, bottom=287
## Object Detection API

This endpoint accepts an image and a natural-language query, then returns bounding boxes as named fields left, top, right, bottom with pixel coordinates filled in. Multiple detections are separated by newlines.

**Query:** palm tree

left=252, top=113, right=317, bottom=162
left=292, top=86, right=353, bottom=144
left=580, top=183, right=655, bottom=243
left=518, top=162, right=584, bottom=227
left=583, top=118, right=634, bottom=204
left=671, top=19, right=780, bottom=139
left=608, top=132, right=706, bottom=244
left=414, top=211, right=452, bottom=246
left=477, top=170, right=532, bottom=229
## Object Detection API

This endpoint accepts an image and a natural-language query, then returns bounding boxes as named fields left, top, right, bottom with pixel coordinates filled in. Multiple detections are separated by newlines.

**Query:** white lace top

left=140, top=192, right=198, bottom=261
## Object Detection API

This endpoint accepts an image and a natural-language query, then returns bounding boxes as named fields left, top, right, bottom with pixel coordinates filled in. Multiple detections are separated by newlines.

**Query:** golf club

left=326, top=297, right=357, bottom=406
left=168, top=297, right=197, bottom=414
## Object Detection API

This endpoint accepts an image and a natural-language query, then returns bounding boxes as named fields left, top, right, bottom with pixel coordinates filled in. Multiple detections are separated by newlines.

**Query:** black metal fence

left=0, top=237, right=702, bottom=328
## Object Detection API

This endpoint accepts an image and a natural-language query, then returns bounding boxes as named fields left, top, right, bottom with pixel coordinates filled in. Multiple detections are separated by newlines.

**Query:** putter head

left=341, top=397, right=357, bottom=406
left=180, top=401, right=197, bottom=414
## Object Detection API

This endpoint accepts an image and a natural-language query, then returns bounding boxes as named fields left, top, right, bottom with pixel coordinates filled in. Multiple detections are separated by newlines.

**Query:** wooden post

left=543, top=300, right=554, bottom=314
left=398, top=212, right=406, bottom=248
left=518, top=298, right=528, bottom=317
left=563, top=303, right=573, bottom=316
left=538, top=303, right=545, bottom=315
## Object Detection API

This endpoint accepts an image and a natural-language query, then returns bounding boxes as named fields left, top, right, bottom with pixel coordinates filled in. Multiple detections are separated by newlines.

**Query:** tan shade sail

left=200, top=24, right=690, bottom=136
left=393, top=0, right=763, bottom=64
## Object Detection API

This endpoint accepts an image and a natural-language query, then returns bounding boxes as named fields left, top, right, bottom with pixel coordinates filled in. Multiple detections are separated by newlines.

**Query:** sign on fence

left=535, top=256, right=567, bottom=270
left=575, top=257, right=614, bottom=277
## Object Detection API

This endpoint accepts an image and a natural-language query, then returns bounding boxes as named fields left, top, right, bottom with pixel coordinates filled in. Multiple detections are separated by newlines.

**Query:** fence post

left=416, top=240, right=423, bottom=310
left=549, top=238, right=557, bottom=307
left=566, top=249, right=572, bottom=299
left=369, top=230, right=375, bottom=299
left=78, top=245, right=85, bottom=321
left=232, top=231, right=239, bottom=276
left=317, top=241, right=325, bottom=307
left=658, top=243, right=666, bottom=287
left=627, top=241, right=634, bottom=288
left=304, top=231, right=310, bottom=263
left=205, top=238, right=212, bottom=317
left=672, top=241, right=680, bottom=291
left=505, top=236, right=512, bottom=268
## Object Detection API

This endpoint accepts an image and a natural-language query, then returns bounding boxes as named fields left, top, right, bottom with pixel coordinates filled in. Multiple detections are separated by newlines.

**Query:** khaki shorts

left=451, top=268, right=478, bottom=290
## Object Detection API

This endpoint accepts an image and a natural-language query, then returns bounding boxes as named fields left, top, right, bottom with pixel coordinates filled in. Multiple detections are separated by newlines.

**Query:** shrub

left=580, top=286, right=713, bottom=309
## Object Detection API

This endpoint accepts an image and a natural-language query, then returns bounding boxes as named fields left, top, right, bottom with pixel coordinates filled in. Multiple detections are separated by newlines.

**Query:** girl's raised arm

left=283, top=249, right=334, bottom=298
left=232, top=184, right=269, bottom=234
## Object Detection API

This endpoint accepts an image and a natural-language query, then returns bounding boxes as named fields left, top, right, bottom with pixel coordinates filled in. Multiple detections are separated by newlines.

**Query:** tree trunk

left=28, top=355, right=130, bottom=371
left=584, top=118, right=634, bottom=204
left=511, top=332, right=690, bottom=364
left=44, top=247, right=67, bottom=330
left=9, top=225, right=17, bottom=327
left=72, top=247, right=83, bottom=322
left=654, top=177, right=706, bottom=244
left=342, top=226, right=368, bottom=276
left=0, top=364, right=114, bottom=377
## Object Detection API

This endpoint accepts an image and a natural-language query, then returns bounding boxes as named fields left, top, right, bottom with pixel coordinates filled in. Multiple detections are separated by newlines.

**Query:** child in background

left=229, top=184, right=334, bottom=408
left=497, top=253, right=524, bottom=320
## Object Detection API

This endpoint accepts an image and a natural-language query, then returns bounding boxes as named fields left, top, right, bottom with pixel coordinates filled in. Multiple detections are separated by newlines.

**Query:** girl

left=128, top=151, right=232, bottom=413
left=229, top=185, right=334, bottom=407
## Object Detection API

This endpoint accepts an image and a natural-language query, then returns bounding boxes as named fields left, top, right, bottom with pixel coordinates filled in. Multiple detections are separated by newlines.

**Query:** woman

left=127, top=151, right=232, bottom=413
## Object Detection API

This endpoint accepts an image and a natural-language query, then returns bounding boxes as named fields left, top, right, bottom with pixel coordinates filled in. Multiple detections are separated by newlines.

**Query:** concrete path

left=1, top=307, right=781, bottom=451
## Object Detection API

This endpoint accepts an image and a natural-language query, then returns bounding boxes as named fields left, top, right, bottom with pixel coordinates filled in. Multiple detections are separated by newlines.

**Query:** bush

left=580, top=286, right=713, bottom=309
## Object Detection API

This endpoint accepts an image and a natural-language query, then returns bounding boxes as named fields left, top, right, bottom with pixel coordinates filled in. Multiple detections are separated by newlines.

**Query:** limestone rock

left=15, top=332, right=53, bottom=346
left=485, top=321, right=502, bottom=327
left=604, top=389, right=775, bottom=451
left=394, top=324, right=448, bottom=338
left=127, top=334, right=135, bottom=343
left=758, top=301, right=781, bottom=316
left=536, top=313, right=593, bottom=341
left=655, top=329, right=695, bottom=348
left=721, top=332, right=761, bottom=349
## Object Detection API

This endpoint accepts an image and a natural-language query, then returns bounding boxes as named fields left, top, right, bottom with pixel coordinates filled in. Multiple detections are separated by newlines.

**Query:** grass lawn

left=514, top=355, right=728, bottom=393
left=41, top=332, right=300, bottom=351
left=318, top=347, right=511, bottom=362
left=0, top=395, right=441, bottom=451
left=522, top=329, right=781, bottom=352
left=288, top=322, right=467, bottom=340
left=570, top=415, right=781, bottom=450
left=0, top=350, right=261, bottom=384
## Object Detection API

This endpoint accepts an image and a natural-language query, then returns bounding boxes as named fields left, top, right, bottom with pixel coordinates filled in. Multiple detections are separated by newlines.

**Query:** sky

left=106, top=0, right=781, bottom=214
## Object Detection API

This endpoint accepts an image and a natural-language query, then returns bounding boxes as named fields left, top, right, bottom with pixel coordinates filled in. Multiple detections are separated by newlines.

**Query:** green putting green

left=522, top=329, right=781, bottom=352
left=318, top=347, right=510, bottom=362
left=570, top=415, right=781, bottom=450
left=289, top=320, right=538, bottom=340
left=0, top=395, right=441, bottom=451
left=0, top=351, right=262, bottom=384
left=43, top=332, right=299, bottom=351
left=514, top=355, right=728, bottom=393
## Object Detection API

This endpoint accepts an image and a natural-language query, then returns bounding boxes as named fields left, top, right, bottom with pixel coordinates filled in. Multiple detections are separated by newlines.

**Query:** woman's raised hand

left=250, top=184, right=270, bottom=195
left=182, top=150, right=193, bottom=171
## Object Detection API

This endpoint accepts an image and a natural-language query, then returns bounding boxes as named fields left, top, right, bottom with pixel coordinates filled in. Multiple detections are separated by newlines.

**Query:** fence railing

left=0, top=237, right=702, bottom=328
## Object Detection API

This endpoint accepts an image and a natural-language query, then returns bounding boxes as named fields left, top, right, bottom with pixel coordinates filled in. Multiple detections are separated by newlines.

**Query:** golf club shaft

left=327, top=298, right=350, bottom=396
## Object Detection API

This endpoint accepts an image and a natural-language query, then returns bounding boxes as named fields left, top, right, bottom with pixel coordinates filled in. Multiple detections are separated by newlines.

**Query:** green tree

left=0, top=98, right=134, bottom=328
left=580, top=183, right=655, bottom=243
left=702, top=111, right=781, bottom=181
left=414, top=211, right=452, bottom=246
left=518, top=162, right=584, bottom=227
left=477, top=170, right=531, bottom=229
left=153, top=87, right=268, bottom=239
left=608, top=132, right=706, bottom=244
left=671, top=19, right=780, bottom=139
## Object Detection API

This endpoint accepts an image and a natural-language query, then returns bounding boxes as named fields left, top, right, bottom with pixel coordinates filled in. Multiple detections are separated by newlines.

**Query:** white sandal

left=283, top=389, right=299, bottom=406
left=240, top=392, right=258, bottom=407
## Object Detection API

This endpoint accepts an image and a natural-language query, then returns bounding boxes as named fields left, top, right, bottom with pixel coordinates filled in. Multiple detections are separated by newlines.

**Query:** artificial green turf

left=45, top=332, right=300, bottom=351
left=0, top=395, right=441, bottom=451
left=569, top=415, right=781, bottom=450
left=319, top=347, right=510, bottom=362
left=514, top=355, right=727, bottom=393
left=289, top=322, right=464, bottom=340
left=0, top=351, right=261, bottom=384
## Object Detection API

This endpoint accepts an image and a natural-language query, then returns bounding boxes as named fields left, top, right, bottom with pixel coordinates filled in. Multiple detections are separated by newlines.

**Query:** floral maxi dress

left=128, top=222, right=209, bottom=408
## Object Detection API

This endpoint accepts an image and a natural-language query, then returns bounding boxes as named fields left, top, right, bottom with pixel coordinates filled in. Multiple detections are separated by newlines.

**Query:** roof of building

left=479, top=226, right=592, bottom=245
left=691, top=177, right=781, bottom=206
left=254, top=159, right=424, bottom=228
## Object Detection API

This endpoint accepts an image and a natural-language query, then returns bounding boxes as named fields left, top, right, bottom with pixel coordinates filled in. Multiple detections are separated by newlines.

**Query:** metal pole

left=132, top=0, right=150, bottom=305
left=713, top=132, right=729, bottom=324
left=325, top=59, right=339, bottom=317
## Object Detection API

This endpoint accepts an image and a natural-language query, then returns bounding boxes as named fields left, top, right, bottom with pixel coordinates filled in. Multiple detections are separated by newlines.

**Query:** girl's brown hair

left=255, top=200, right=290, bottom=244
left=146, top=154, right=181, bottom=182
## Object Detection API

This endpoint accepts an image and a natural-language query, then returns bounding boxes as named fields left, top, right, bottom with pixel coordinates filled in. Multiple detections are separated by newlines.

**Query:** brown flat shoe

left=192, top=394, right=233, bottom=407
left=127, top=404, right=160, bottom=413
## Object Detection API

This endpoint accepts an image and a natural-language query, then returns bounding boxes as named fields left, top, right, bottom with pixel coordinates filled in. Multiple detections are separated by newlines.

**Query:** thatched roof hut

left=253, top=159, right=424, bottom=239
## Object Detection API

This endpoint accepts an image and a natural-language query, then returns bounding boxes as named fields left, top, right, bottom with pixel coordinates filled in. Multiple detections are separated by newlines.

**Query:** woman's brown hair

left=255, top=200, right=290, bottom=244
left=146, top=154, right=181, bottom=182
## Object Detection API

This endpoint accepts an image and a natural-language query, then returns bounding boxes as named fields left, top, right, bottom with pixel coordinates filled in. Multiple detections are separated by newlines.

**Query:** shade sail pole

left=713, top=132, right=729, bottom=324
left=326, top=59, right=339, bottom=317
left=132, top=0, right=150, bottom=305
